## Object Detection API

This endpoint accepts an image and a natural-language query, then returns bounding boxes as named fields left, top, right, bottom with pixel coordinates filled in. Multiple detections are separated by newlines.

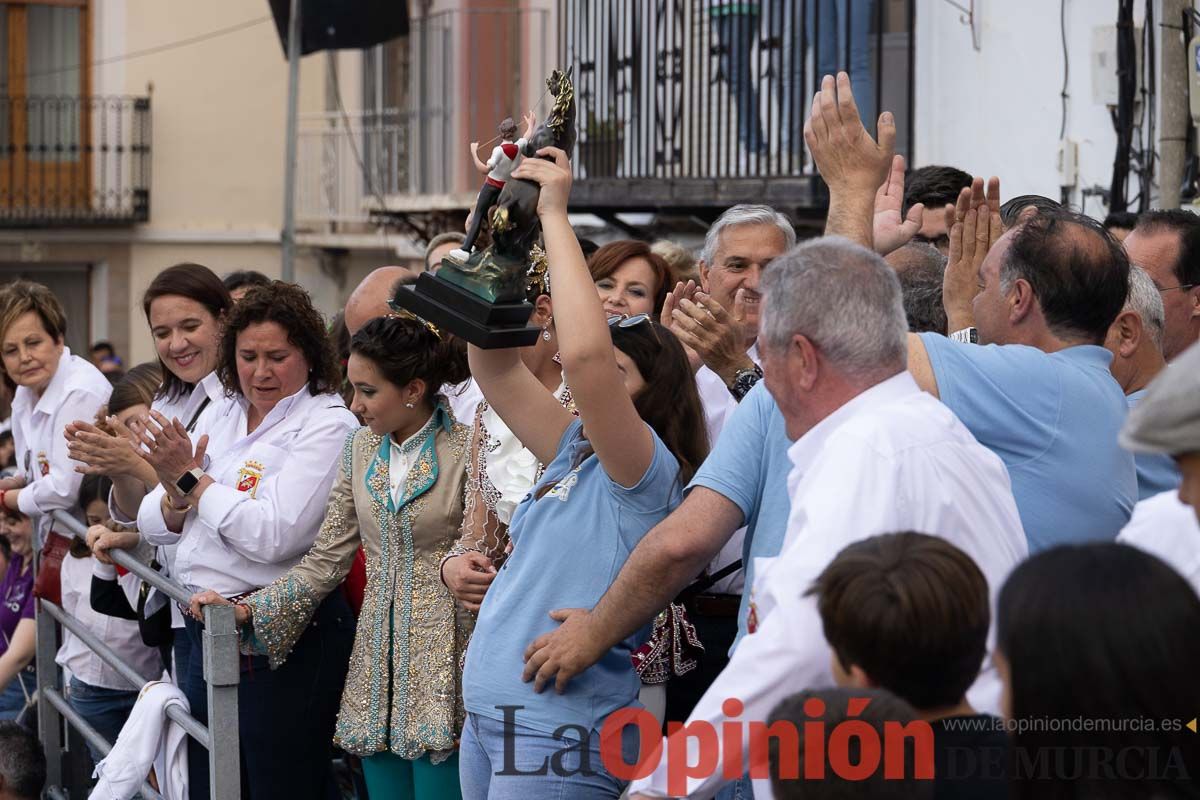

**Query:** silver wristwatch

left=949, top=327, right=979, bottom=344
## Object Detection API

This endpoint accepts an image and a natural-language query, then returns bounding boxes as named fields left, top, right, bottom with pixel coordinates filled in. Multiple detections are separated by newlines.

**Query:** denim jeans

left=459, top=712, right=642, bottom=800
left=716, top=773, right=754, bottom=800
left=67, top=676, right=139, bottom=765
left=712, top=12, right=765, bottom=155
left=0, top=665, right=35, bottom=723
left=810, top=0, right=877, bottom=119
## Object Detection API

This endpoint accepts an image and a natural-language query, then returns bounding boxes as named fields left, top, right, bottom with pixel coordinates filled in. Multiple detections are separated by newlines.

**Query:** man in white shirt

left=629, top=237, right=1027, bottom=799
left=1121, top=340, right=1200, bottom=592
left=665, top=204, right=793, bottom=446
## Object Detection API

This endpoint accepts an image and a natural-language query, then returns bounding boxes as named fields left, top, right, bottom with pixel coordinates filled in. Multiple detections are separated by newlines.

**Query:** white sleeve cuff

left=197, top=483, right=245, bottom=530
left=16, top=487, right=40, bottom=516
left=92, top=561, right=118, bottom=580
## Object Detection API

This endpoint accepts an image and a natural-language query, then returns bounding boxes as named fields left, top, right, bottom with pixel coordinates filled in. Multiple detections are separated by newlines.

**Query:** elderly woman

left=0, top=281, right=111, bottom=539
left=136, top=282, right=358, bottom=800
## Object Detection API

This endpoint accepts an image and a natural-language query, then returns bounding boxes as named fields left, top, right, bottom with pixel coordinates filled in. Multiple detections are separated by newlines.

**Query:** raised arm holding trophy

left=392, top=68, right=577, bottom=348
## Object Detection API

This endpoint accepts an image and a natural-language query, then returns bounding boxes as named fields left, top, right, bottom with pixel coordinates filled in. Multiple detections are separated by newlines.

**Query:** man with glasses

left=1122, top=209, right=1200, bottom=362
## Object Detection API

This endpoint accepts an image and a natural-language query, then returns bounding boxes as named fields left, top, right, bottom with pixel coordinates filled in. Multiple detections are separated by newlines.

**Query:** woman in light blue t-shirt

left=459, top=147, right=709, bottom=799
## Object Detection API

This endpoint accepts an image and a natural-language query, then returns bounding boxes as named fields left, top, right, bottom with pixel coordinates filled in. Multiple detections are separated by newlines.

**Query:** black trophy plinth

left=391, top=272, right=541, bottom=349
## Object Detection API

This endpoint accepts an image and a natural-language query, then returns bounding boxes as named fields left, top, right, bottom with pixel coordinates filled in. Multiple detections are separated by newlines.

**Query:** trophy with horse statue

left=391, top=68, right=577, bottom=348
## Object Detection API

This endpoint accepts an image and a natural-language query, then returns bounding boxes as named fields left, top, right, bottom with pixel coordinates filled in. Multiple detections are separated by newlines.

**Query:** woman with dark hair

left=67, top=263, right=231, bottom=530
left=194, top=314, right=474, bottom=798
left=67, top=263, right=231, bottom=689
left=133, top=281, right=358, bottom=799
left=588, top=239, right=672, bottom=320
left=458, top=148, right=708, bottom=797
left=996, top=543, right=1200, bottom=800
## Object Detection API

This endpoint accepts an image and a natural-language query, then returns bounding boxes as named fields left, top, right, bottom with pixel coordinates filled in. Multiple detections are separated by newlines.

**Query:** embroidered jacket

left=242, top=405, right=471, bottom=762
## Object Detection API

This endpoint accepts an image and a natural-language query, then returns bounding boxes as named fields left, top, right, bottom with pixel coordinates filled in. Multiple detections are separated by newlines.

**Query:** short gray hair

left=700, top=204, right=796, bottom=265
left=760, top=237, right=909, bottom=379
left=1125, top=265, right=1165, bottom=351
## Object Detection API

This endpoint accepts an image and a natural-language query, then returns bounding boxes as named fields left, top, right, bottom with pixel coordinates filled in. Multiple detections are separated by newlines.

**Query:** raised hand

left=510, top=146, right=573, bottom=218
left=804, top=72, right=898, bottom=248
left=942, top=176, right=1001, bottom=333
left=667, top=288, right=755, bottom=385
left=873, top=155, right=924, bottom=256
left=136, top=410, right=208, bottom=490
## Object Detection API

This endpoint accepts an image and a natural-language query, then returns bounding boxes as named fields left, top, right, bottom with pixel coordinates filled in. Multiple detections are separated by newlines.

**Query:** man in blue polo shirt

left=906, top=208, right=1137, bottom=551
left=799, top=72, right=1136, bottom=554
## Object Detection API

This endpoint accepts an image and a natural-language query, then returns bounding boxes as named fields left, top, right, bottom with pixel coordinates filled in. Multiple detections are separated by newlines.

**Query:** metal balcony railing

left=558, top=0, right=914, bottom=215
left=37, top=511, right=241, bottom=800
left=0, top=95, right=151, bottom=227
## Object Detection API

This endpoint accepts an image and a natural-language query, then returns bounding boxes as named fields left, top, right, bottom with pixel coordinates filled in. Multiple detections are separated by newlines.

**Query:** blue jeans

left=459, top=712, right=642, bottom=800
left=0, top=665, right=35, bottom=723
left=716, top=773, right=754, bottom=800
left=713, top=12, right=765, bottom=155
left=67, top=676, right=139, bottom=765
left=810, top=0, right=877, bottom=119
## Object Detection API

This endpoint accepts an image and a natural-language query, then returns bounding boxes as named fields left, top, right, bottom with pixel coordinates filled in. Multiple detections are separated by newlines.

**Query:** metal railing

left=0, top=95, right=151, bottom=227
left=558, top=0, right=915, bottom=213
left=298, top=109, right=408, bottom=225
left=36, top=510, right=241, bottom=799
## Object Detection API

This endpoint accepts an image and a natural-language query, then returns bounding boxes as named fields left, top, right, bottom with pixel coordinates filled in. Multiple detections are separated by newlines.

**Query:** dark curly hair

left=216, top=282, right=341, bottom=398
left=350, top=316, right=469, bottom=407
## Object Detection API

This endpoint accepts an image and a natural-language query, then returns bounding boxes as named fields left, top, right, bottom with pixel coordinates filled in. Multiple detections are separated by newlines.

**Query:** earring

left=405, top=402, right=415, bottom=409
left=542, top=326, right=551, bottom=342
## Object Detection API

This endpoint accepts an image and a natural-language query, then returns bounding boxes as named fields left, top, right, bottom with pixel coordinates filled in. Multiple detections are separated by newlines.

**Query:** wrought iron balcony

left=558, top=0, right=914, bottom=220
left=0, top=95, right=151, bottom=227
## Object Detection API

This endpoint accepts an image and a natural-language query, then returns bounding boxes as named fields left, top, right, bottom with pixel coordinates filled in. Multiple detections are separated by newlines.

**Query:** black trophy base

left=391, top=272, right=541, bottom=349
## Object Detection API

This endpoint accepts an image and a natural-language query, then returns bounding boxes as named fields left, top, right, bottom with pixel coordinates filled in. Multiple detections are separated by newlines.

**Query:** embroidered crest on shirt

left=236, top=459, right=265, bottom=498
left=36, top=451, right=49, bottom=477
left=746, top=599, right=758, bottom=635
left=544, top=467, right=580, bottom=502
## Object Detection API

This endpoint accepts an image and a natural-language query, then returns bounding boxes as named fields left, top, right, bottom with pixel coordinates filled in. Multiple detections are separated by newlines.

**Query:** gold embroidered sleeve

left=243, top=432, right=362, bottom=667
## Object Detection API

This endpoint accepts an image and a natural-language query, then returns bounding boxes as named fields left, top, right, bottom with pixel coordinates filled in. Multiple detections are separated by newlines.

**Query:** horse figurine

left=439, top=68, right=577, bottom=304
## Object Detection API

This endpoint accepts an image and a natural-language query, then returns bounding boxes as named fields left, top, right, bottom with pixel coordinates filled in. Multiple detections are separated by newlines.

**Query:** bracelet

left=162, top=493, right=192, bottom=514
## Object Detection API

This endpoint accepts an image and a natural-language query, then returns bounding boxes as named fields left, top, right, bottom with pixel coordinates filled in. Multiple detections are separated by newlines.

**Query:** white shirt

left=630, top=372, right=1028, bottom=799
left=137, top=387, right=358, bottom=595
left=92, top=681, right=189, bottom=800
left=1119, top=490, right=1200, bottom=596
left=108, top=371, right=226, bottom=526
left=693, top=343, right=759, bottom=596
left=111, top=372, right=228, bottom=630
left=445, top=379, right=485, bottom=427
left=12, top=349, right=111, bottom=544
left=388, top=411, right=437, bottom=508
left=56, top=552, right=162, bottom=690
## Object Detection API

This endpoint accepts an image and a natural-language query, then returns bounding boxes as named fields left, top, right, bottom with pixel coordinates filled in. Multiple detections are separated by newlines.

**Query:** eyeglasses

left=607, top=313, right=652, bottom=328
left=1157, top=283, right=1197, bottom=293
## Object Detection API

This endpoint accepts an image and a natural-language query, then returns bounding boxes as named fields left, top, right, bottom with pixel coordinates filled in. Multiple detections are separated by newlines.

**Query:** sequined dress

left=241, top=404, right=471, bottom=763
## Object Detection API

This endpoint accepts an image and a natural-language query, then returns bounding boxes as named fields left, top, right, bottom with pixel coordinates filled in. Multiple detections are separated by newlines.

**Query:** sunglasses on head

left=606, top=313, right=652, bottom=328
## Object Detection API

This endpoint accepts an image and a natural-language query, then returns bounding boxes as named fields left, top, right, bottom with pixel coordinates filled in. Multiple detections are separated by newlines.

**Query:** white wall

left=914, top=0, right=1165, bottom=217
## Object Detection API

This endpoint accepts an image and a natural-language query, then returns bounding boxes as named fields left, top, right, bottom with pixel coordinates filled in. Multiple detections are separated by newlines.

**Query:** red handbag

left=32, top=531, right=72, bottom=606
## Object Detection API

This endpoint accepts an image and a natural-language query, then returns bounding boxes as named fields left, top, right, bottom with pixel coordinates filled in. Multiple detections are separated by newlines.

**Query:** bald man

left=344, top=266, right=415, bottom=334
